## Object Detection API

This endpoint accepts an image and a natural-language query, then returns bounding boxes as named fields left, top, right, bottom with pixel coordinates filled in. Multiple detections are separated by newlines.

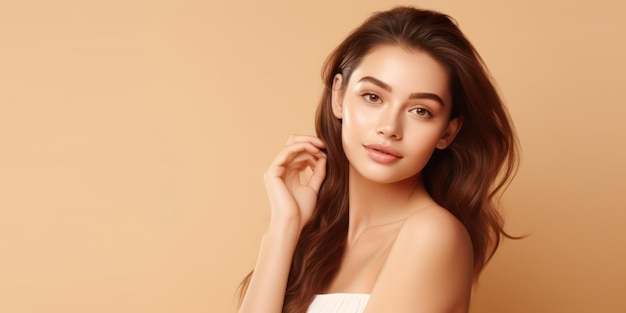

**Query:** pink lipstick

left=363, top=144, right=403, bottom=164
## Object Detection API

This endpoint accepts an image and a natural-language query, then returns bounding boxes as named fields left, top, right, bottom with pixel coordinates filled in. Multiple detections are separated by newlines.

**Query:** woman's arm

left=238, top=220, right=301, bottom=313
left=238, top=135, right=327, bottom=313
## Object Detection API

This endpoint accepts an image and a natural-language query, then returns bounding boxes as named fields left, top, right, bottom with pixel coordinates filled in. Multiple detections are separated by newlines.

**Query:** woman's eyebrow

left=357, top=76, right=445, bottom=106
left=409, top=92, right=444, bottom=106
left=358, top=76, right=393, bottom=92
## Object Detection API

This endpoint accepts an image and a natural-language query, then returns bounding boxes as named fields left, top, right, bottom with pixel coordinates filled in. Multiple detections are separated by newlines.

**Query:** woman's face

left=331, top=44, right=461, bottom=184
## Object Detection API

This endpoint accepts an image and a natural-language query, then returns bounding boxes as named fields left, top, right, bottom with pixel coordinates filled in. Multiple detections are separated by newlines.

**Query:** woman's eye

left=362, top=93, right=381, bottom=103
left=410, top=108, right=432, bottom=118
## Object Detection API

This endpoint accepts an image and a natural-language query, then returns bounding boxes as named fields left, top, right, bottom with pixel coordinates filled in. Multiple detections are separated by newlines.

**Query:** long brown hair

left=240, top=6, right=520, bottom=312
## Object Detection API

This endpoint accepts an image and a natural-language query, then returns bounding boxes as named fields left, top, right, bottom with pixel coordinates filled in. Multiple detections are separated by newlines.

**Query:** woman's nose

left=375, top=109, right=402, bottom=140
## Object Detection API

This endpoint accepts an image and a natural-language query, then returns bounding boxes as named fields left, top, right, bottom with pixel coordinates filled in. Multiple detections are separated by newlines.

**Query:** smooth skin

left=239, top=135, right=327, bottom=313
left=239, top=45, right=473, bottom=313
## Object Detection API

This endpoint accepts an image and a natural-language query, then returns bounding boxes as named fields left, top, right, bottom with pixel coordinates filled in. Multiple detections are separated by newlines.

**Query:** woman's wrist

left=268, top=213, right=304, bottom=235
left=266, top=217, right=303, bottom=242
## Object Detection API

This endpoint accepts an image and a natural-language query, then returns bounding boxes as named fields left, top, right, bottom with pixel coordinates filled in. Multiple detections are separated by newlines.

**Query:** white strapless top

left=307, top=293, right=370, bottom=313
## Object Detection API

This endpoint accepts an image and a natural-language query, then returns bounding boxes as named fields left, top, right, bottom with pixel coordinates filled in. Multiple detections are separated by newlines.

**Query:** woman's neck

left=346, top=166, right=435, bottom=246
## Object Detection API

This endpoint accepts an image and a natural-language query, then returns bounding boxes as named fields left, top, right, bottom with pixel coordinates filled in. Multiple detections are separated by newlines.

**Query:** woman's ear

left=436, top=117, right=463, bottom=149
left=331, top=74, right=344, bottom=119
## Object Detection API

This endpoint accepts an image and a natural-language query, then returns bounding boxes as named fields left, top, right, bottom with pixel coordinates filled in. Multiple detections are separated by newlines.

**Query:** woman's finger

left=307, top=156, right=327, bottom=193
left=286, top=135, right=326, bottom=149
left=265, top=142, right=324, bottom=179
left=269, top=142, right=324, bottom=168
left=283, top=155, right=323, bottom=187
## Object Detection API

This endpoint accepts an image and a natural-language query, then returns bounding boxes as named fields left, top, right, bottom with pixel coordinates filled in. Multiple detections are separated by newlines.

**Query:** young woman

left=238, top=6, right=519, bottom=313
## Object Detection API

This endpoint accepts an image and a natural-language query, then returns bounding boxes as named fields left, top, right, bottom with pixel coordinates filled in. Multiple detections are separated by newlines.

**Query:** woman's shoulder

left=397, top=205, right=471, bottom=249
left=385, top=204, right=473, bottom=275
left=389, top=205, right=473, bottom=264
left=364, top=206, right=473, bottom=311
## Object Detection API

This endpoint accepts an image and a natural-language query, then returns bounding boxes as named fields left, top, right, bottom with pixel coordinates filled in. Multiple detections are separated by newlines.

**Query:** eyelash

left=361, top=92, right=382, bottom=104
left=409, top=107, right=432, bottom=118
left=360, top=92, right=433, bottom=118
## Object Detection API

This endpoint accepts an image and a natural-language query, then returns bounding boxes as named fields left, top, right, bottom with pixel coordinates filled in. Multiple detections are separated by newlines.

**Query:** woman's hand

left=264, top=135, right=327, bottom=231
left=239, top=136, right=326, bottom=313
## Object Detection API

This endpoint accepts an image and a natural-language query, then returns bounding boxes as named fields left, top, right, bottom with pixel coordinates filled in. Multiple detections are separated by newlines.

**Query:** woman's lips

left=363, top=144, right=403, bottom=163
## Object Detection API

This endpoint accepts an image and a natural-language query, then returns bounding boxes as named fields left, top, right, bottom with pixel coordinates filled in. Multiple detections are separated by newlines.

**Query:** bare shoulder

left=364, top=206, right=473, bottom=313
left=397, top=206, right=472, bottom=255
left=389, top=205, right=473, bottom=286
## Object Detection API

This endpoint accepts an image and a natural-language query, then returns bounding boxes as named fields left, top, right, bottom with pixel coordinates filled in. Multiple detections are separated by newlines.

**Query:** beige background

left=1, top=0, right=624, bottom=312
